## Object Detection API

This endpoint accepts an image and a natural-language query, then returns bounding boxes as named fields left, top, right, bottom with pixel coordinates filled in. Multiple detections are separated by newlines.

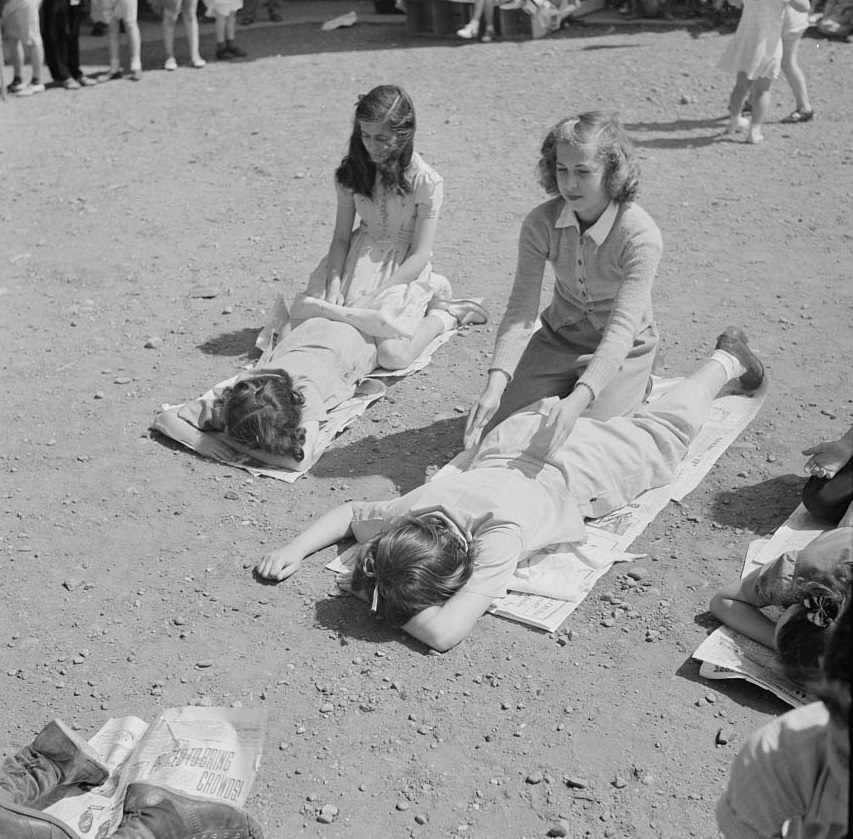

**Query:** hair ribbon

left=803, top=594, right=837, bottom=628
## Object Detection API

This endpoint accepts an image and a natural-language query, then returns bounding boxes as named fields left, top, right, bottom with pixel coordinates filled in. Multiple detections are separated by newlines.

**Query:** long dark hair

left=350, top=514, right=474, bottom=627
left=335, top=84, right=416, bottom=199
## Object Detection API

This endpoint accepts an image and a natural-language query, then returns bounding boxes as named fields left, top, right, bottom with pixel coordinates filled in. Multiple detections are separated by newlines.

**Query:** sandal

left=781, top=108, right=814, bottom=124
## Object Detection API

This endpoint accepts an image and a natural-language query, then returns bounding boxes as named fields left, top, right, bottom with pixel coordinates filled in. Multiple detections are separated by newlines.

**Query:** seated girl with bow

left=710, top=527, right=852, bottom=685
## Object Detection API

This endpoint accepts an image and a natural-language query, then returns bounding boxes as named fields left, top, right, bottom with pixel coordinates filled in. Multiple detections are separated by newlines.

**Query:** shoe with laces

left=164, top=56, right=178, bottom=70
left=77, top=75, right=99, bottom=86
left=63, top=77, right=81, bottom=89
left=191, top=56, right=207, bottom=68
left=715, top=327, right=764, bottom=390
left=456, top=20, right=479, bottom=37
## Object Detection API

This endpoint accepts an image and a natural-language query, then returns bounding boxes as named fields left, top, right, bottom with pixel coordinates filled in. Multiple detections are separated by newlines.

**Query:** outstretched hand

left=803, top=437, right=853, bottom=480
left=256, top=546, right=304, bottom=582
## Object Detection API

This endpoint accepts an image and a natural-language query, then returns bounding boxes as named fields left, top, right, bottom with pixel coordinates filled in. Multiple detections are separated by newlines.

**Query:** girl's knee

left=376, top=341, right=413, bottom=371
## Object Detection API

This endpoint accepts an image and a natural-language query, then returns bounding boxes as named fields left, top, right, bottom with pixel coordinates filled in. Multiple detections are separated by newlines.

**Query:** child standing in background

left=720, top=0, right=811, bottom=143
left=150, top=0, right=206, bottom=70
left=290, top=84, right=488, bottom=372
left=779, top=0, right=814, bottom=123
left=465, top=112, right=661, bottom=455
left=101, top=0, right=142, bottom=80
left=207, top=0, right=246, bottom=60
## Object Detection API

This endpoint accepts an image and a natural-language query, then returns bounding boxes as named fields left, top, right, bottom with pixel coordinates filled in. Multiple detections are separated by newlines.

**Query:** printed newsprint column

left=43, top=706, right=266, bottom=839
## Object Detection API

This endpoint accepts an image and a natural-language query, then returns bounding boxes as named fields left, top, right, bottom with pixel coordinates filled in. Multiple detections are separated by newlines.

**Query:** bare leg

left=107, top=18, right=122, bottom=71
left=163, top=9, right=177, bottom=61
left=781, top=34, right=811, bottom=112
left=125, top=20, right=141, bottom=71
left=214, top=12, right=226, bottom=43
left=182, top=0, right=203, bottom=64
left=748, top=76, right=772, bottom=143
left=726, top=72, right=751, bottom=133
left=375, top=312, right=447, bottom=371
left=13, top=40, right=25, bottom=81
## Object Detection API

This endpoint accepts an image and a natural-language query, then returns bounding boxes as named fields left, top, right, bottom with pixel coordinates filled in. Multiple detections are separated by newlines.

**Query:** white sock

left=710, top=349, right=746, bottom=382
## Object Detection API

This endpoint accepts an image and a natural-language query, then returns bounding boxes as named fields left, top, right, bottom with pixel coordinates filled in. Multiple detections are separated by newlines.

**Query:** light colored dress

left=719, top=0, right=785, bottom=80
left=291, top=152, right=451, bottom=340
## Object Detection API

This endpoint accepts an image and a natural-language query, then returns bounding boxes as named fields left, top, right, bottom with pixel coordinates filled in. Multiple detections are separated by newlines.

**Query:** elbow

left=422, top=627, right=465, bottom=653
left=709, top=591, right=727, bottom=621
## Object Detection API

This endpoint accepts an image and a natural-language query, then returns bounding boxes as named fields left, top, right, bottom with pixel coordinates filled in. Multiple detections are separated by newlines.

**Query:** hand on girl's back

left=256, top=547, right=303, bottom=581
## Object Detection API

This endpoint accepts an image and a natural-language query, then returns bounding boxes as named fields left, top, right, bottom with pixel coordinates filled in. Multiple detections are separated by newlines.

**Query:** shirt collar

left=555, top=199, right=619, bottom=245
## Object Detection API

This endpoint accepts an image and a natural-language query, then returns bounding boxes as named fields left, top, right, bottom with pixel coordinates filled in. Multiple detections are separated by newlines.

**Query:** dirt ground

left=1, top=4, right=852, bottom=837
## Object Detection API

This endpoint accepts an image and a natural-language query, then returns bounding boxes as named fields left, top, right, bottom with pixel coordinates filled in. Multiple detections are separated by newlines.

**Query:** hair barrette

left=803, top=594, right=836, bottom=629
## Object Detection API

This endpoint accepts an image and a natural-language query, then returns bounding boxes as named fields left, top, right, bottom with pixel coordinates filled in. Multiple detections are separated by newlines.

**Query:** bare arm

left=385, top=212, right=440, bottom=287
left=152, top=406, right=237, bottom=462
left=403, top=590, right=495, bottom=652
left=324, top=188, right=357, bottom=304
left=709, top=574, right=777, bottom=649
left=256, top=501, right=355, bottom=581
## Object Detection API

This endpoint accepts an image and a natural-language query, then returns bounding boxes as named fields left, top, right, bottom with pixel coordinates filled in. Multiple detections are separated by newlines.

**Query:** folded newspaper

left=40, top=706, right=266, bottom=838
left=692, top=504, right=828, bottom=707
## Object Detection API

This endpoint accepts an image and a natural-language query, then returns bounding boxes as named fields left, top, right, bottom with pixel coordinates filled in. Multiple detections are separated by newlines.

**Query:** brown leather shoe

left=1, top=719, right=108, bottom=806
left=112, top=783, right=264, bottom=838
left=715, top=326, right=765, bottom=391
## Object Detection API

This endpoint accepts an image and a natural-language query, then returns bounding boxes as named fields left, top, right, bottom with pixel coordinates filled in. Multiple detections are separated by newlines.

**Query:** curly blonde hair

left=537, top=111, right=640, bottom=203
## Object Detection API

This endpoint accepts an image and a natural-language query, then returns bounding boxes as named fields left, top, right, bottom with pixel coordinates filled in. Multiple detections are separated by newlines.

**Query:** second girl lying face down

left=257, top=328, right=765, bottom=651
left=153, top=84, right=486, bottom=470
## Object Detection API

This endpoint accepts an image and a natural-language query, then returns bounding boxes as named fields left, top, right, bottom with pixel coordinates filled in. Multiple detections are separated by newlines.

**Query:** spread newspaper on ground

left=40, top=706, right=266, bottom=838
left=692, top=504, right=828, bottom=707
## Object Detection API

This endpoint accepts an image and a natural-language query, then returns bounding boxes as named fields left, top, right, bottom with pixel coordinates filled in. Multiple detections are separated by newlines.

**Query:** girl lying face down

left=256, top=327, right=769, bottom=650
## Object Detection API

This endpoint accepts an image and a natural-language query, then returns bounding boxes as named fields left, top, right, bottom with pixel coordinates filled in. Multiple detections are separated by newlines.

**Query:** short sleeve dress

left=292, top=153, right=452, bottom=340
left=718, top=0, right=785, bottom=81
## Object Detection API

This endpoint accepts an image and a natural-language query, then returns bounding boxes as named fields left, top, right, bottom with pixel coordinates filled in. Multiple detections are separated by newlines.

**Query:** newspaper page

left=42, top=706, right=266, bottom=839
left=693, top=505, right=829, bottom=707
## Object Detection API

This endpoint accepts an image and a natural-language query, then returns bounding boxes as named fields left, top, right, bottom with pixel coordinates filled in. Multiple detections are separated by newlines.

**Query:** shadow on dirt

left=312, top=416, right=466, bottom=492
left=710, top=475, right=806, bottom=535
left=197, top=328, right=260, bottom=357
left=675, top=651, right=790, bottom=714
left=624, top=117, right=728, bottom=149
left=77, top=13, right=732, bottom=70
left=314, top=595, right=431, bottom=653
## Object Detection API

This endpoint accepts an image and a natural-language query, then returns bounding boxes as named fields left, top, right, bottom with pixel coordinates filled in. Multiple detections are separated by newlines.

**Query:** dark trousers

left=802, top=457, right=853, bottom=525
left=41, top=0, right=83, bottom=83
